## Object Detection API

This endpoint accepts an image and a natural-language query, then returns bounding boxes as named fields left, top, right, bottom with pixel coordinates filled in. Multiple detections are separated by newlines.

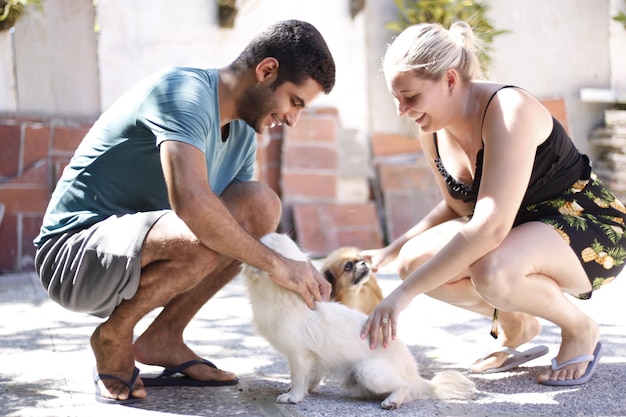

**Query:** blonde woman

left=360, top=21, right=626, bottom=386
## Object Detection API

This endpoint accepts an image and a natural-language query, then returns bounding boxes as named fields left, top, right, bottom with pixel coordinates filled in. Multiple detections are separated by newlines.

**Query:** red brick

left=281, top=172, right=336, bottom=200
left=52, top=125, right=89, bottom=153
left=383, top=192, right=415, bottom=241
left=336, top=229, right=382, bottom=249
left=292, top=203, right=383, bottom=257
left=284, top=115, right=337, bottom=144
left=304, top=107, right=339, bottom=118
left=267, top=166, right=281, bottom=197
left=0, top=213, right=17, bottom=271
left=377, top=162, right=435, bottom=191
left=283, top=146, right=337, bottom=170
left=23, top=124, right=51, bottom=170
left=0, top=124, right=21, bottom=178
left=383, top=190, right=440, bottom=241
left=375, top=159, right=441, bottom=242
left=256, top=143, right=268, bottom=166
left=266, top=138, right=282, bottom=171
left=255, top=141, right=268, bottom=175
left=268, top=125, right=284, bottom=140
left=20, top=214, right=42, bottom=267
left=371, top=133, right=422, bottom=158
left=51, top=157, right=72, bottom=183
left=540, top=98, right=569, bottom=134
left=0, top=186, right=51, bottom=213
left=10, top=160, right=51, bottom=187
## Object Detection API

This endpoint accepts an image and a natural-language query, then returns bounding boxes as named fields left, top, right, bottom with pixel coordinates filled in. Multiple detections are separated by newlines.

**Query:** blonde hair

left=382, top=21, right=483, bottom=82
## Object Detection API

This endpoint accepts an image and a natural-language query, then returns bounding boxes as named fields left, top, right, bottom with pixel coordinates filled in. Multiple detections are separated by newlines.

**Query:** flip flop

left=94, top=366, right=143, bottom=405
left=540, top=341, right=603, bottom=386
left=141, top=358, right=239, bottom=387
left=470, top=345, right=550, bottom=374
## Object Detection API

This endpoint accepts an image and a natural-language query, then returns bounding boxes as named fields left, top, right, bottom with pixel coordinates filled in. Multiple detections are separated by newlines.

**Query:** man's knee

left=222, top=181, right=281, bottom=236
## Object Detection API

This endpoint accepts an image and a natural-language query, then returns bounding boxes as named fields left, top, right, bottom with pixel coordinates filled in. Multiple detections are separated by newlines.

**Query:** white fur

left=244, top=233, right=475, bottom=410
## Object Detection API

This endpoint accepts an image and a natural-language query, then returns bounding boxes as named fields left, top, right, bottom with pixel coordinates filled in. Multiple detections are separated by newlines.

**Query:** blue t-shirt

left=34, top=67, right=256, bottom=246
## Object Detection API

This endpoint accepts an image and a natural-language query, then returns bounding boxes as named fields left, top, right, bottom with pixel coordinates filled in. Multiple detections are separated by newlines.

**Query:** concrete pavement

left=1, top=269, right=625, bottom=417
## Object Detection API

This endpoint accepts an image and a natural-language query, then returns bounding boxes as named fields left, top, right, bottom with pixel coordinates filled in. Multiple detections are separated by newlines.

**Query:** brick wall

left=263, top=108, right=384, bottom=257
left=0, top=109, right=386, bottom=271
left=0, top=117, right=91, bottom=272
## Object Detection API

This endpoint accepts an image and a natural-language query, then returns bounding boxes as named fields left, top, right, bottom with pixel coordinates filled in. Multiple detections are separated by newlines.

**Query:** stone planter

left=218, top=2, right=237, bottom=28
left=590, top=109, right=626, bottom=201
left=604, top=109, right=626, bottom=127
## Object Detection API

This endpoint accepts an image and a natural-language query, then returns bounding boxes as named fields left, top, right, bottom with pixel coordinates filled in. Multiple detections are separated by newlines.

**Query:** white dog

left=243, top=233, right=475, bottom=410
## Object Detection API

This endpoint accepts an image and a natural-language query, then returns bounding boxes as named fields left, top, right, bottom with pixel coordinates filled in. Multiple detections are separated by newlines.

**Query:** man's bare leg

left=92, top=182, right=281, bottom=401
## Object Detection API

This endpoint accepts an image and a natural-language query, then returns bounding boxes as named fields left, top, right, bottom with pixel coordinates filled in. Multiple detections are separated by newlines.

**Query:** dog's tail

left=427, top=371, right=475, bottom=400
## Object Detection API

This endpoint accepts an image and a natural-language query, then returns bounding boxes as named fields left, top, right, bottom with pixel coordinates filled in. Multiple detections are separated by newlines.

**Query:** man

left=33, top=20, right=335, bottom=404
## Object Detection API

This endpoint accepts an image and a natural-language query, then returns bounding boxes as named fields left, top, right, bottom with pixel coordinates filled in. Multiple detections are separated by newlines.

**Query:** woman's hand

left=360, top=287, right=412, bottom=349
left=360, top=246, right=398, bottom=273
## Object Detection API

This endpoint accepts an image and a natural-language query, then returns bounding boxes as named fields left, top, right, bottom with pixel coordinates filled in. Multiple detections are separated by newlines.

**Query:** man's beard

left=236, top=82, right=277, bottom=133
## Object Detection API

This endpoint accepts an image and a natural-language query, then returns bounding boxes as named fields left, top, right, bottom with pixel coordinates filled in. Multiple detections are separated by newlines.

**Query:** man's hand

left=269, top=258, right=330, bottom=309
left=310, top=262, right=331, bottom=302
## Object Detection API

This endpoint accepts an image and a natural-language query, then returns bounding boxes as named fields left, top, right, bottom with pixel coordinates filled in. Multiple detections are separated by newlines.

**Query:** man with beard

left=33, top=20, right=335, bottom=404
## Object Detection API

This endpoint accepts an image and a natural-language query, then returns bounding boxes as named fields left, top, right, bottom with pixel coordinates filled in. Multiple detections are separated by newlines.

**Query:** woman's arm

left=363, top=87, right=553, bottom=347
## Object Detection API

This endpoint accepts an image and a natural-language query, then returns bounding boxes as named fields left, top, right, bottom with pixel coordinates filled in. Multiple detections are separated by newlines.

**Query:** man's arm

left=159, top=140, right=328, bottom=306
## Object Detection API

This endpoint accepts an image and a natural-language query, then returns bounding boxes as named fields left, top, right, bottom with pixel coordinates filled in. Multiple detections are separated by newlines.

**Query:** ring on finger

left=382, top=318, right=390, bottom=325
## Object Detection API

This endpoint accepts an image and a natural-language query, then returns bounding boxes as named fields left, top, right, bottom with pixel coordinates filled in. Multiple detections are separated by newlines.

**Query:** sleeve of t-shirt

left=139, top=72, right=214, bottom=153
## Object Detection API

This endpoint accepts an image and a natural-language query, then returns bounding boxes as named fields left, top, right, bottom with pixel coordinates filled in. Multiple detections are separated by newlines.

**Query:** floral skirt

left=517, top=171, right=626, bottom=299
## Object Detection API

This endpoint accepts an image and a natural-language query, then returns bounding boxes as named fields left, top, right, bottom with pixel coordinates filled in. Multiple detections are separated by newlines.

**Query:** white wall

left=97, top=0, right=368, bottom=134
left=488, top=0, right=612, bottom=156
left=0, top=0, right=99, bottom=117
left=1, top=0, right=623, bottom=156
left=366, top=0, right=620, bottom=156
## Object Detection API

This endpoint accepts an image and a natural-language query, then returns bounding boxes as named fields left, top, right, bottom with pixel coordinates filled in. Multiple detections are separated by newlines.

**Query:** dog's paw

left=381, top=398, right=400, bottom=410
left=276, top=392, right=305, bottom=404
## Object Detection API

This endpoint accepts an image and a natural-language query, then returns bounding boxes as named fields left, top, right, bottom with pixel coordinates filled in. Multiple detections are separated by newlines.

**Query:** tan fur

left=321, top=247, right=383, bottom=315
left=244, top=233, right=475, bottom=409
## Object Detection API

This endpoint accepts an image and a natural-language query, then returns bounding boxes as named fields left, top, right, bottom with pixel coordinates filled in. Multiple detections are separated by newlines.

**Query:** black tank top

left=434, top=85, right=590, bottom=210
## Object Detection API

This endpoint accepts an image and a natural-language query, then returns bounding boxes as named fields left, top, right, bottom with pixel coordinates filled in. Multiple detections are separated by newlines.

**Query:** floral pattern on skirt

left=520, top=172, right=626, bottom=299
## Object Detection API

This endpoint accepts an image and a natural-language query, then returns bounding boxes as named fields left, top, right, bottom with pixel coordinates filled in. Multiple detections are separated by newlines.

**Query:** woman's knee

left=396, top=241, right=435, bottom=280
left=470, top=254, right=513, bottom=300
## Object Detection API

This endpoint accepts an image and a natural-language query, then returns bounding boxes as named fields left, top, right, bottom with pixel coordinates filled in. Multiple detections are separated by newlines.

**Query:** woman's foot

left=470, top=311, right=542, bottom=373
left=91, top=323, right=147, bottom=402
left=537, top=317, right=600, bottom=384
left=133, top=328, right=237, bottom=383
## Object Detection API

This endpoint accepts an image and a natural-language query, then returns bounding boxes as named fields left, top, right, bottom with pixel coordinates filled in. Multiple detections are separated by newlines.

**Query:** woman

left=360, top=21, right=626, bottom=386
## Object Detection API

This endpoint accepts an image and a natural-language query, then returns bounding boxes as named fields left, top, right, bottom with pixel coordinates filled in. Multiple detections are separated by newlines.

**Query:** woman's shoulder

left=477, top=82, right=553, bottom=143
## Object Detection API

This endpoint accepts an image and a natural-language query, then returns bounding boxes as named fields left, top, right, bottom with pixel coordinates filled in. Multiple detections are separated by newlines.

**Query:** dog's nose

left=357, top=261, right=369, bottom=272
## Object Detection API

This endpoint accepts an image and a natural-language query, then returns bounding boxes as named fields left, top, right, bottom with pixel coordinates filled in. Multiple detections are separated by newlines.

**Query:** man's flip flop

left=540, top=341, right=603, bottom=386
left=94, top=366, right=143, bottom=405
left=470, top=345, right=550, bottom=374
left=141, top=358, right=239, bottom=387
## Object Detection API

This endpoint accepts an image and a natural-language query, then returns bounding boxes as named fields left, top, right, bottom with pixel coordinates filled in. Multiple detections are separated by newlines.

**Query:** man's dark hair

left=233, top=20, right=336, bottom=93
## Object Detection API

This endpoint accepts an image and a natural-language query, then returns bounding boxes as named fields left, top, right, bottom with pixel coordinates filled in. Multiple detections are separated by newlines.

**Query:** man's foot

left=91, top=324, right=147, bottom=402
left=537, top=318, right=600, bottom=384
left=470, top=311, right=542, bottom=373
left=133, top=330, right=237, bottom=384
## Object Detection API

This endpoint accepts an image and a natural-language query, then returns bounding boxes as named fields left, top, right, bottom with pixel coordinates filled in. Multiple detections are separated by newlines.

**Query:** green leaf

left=385, top=0, right=509, bottom=74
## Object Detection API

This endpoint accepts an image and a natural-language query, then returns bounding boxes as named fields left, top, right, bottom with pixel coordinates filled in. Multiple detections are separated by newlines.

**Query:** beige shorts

left=34, top=210, right=169, bottom=318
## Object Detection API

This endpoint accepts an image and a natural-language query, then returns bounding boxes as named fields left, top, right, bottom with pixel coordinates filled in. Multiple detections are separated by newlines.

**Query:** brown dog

left=320, top=247, right=383, bottom=315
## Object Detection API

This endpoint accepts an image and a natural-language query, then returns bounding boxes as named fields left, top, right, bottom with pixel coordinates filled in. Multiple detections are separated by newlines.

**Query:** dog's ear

left=323, top=270, right=337, bottom=298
